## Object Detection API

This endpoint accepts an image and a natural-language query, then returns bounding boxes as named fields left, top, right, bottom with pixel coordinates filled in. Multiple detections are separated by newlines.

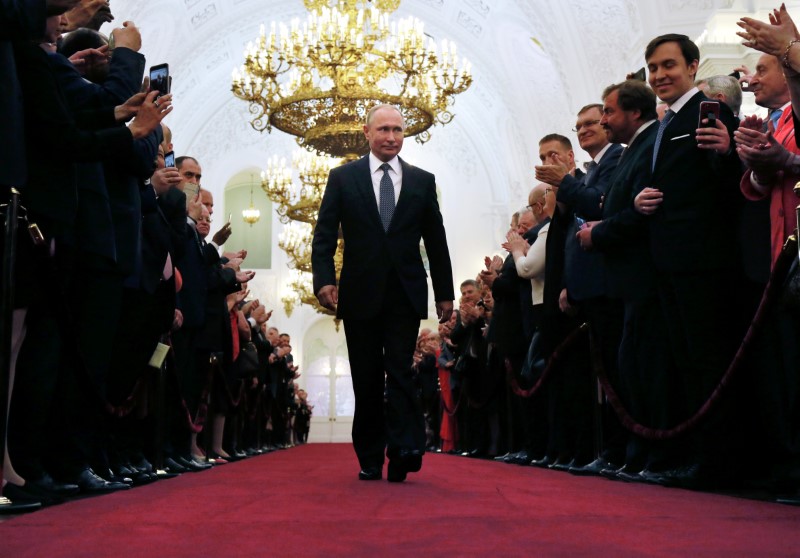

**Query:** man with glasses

left=534, top=107, right=623, bottom=472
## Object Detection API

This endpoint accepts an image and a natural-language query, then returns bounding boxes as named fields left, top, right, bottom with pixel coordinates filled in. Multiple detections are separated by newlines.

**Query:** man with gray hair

left=696, top=74, right=743, bottom=117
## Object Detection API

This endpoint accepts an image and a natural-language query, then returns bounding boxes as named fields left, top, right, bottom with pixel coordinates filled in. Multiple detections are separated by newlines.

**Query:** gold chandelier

left=261, top=150, right=340, bottom=225
left=231, top=0, right=472, bottom=159
left=265, top=150, right=344, bottom=317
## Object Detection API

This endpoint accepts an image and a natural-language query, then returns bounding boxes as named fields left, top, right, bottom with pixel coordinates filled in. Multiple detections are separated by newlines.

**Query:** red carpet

left=2, top=444, right=800, bottom=557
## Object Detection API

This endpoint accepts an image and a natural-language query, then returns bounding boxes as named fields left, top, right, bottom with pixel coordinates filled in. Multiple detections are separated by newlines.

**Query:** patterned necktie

left=652, top=109, right=675, bottom=172
left=584, top=160, right=598, bottom=187
left=378, top=162, right=395, bottom=232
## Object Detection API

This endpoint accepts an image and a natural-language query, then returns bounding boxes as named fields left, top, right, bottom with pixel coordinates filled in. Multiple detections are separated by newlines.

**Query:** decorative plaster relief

left=464, top=0, right=490, bottom=17
left=457, top=11, right=482, bottom=37
left=416, top=0, right=444, bottom=9
left=191, top=3, right=218, bottom=28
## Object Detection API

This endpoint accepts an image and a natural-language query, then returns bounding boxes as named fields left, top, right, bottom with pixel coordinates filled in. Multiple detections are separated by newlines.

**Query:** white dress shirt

left=368, top=152, right=402, bottom=207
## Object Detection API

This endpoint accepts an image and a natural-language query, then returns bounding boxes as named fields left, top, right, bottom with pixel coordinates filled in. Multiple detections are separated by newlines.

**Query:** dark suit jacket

left=649, top=91, right=743, bottom=272
left=592, top=122, right=658, bottom=300
left=312, top=155, right=454, bottom=320
left=0, top=0, right=44, bottom=187
left=12, top=39, right=133, bottom=237
left=559, top=143, right=624, bottom=301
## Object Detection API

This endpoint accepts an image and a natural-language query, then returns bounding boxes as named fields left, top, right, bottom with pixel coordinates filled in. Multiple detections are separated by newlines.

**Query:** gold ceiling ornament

left=231, top=0, right=473, bottom=159
left=241, top=175, right=262, bottom=226
left=261, top=150, right=340, bottom=225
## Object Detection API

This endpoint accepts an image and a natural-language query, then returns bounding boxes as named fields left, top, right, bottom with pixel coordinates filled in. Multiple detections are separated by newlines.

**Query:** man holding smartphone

left=632, top=34, right=744, bottom=490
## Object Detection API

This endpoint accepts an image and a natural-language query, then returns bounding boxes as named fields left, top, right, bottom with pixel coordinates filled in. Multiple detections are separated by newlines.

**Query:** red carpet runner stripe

left=2, top=443, right=800, bottom=557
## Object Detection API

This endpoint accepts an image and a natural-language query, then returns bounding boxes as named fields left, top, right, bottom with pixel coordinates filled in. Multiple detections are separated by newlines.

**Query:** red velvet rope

left=593, top=237, right=797, bottom=440
left=506, top=324, right=590, bottom=398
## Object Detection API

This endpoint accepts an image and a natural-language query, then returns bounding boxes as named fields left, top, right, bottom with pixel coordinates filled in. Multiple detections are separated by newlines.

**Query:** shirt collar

left=592, top=142, right=613, bottom=164
left=667, top=86, right=699, bottom=114
left=369, top=152, right=400, bottom=175
left=628, top=119, right=657, bottom=146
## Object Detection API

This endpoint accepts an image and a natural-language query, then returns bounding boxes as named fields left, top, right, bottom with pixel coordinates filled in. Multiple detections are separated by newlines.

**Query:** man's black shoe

left=660, top=463, right=703, bottom=489
left=569, top=457, right=617, bottom=477
left=530, top=455, right=553, bottom=468
left=176, top=454, right=212, bottom=471
left=0, top=495, right=41, bottom=513
left=29, top=473, right=80, bottom=496
left=509, top=451, right=532, bottom=466
left=3, top=482, right=61, bottom=506
left=397, top=449, right=423, bottom=473
left=549, top=458, right=576, bottom=472
left=358, top=466, right=382, bottom=481
left=638, top=468, right=669, bottom=486
left=73, top=468, right=131, bottom=493
left=164, top=457, right=188, bottom=474
left=387, top=460, right=407, bottom=483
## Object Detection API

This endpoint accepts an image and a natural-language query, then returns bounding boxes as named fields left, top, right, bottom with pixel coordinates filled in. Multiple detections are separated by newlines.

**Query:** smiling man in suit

left=312, top=104, right=454, bottom=483
left=634, top=34, right=744, bottom=489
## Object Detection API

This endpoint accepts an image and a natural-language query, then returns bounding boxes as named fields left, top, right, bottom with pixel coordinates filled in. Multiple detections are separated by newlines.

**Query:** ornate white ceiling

left=101, top=0, right=798, bottom=296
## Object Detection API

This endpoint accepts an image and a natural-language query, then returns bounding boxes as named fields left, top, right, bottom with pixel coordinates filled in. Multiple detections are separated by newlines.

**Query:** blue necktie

left=378, top=163, right=395, bottom=232
left=769, top=109, right=783, bottom=132
left=652, top=109, right=675, bottom=172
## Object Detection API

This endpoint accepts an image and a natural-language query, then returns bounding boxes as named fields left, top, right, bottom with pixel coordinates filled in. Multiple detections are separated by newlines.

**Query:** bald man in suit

left=312, top=105, right=454, bottom=483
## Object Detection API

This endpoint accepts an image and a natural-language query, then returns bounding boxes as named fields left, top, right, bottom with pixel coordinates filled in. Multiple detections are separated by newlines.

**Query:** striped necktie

left=378, top=163, right=395, bottom=232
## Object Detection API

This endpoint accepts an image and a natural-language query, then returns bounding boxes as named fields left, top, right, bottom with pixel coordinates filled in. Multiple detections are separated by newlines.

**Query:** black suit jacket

left=312, top=155, right=454, bottom=320
left=649, top=91, right=743, bottom=272
left=0, top=0, right=44, bottom=187
left=592, top=122, right=658, bottom=300
left=559, top=143, right=624, bottom=301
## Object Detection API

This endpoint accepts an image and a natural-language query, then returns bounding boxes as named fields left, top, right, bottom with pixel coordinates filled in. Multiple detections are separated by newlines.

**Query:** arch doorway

left=303, top=319, right=353, bottom=443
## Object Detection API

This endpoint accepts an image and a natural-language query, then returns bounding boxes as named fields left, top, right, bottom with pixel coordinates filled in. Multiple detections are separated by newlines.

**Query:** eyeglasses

left=572, top=119, right=600, bottom=132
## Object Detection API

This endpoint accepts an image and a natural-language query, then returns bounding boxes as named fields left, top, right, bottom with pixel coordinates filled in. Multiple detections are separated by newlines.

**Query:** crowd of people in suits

left=410, top=12, right=800, bottom=504
left=0, top=0, right=312, bottom=513
left=5, top=0, right=800, bottom=512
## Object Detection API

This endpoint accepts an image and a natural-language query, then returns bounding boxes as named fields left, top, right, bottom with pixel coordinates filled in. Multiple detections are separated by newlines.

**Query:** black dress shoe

left=638, top=468, right=669, bottom=486
left=530, top=455, right=554, bottom=468
left=494, top=452, right=513, bottom=462
left=398, top=449, right=423, bottom=473
left=164, top=457, right=188, bottom=473
left=387, top=460, right=407, bottom=483
left=74, top=468, right=131, bottom=493
left=569, top=457, right=617, bottom=477
left=358, top=466, right=382, bottom=481
left=509, top=451, right=532, bottom=466
left=29, top=473, right=80, bottom=496
left=0, top=495, right=41, bottom=513
left=3, top=482, right=61, bottom=506
left=660, top=463, right=703, bottom=489
left=176, top=454, right=212, bottom=471
left=549, top=458, right=576, bottom=472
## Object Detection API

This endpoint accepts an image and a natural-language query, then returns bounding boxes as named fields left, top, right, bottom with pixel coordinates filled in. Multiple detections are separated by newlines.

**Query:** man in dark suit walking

left=312, top=104, right=454, bottom=483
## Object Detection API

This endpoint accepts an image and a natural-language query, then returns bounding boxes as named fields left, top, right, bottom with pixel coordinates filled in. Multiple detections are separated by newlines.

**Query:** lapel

left=392, top=157, right=416, bottom=230
left=353, top=156, right=384, bottom=231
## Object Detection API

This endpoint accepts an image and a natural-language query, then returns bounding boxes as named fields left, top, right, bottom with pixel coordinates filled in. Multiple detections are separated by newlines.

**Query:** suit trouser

left=657, top=269, right=740, bottom=468
left=343, top=273, right=423, bottom=469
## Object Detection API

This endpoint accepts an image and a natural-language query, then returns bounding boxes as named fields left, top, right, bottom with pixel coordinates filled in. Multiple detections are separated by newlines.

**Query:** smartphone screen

left=164, top=150, right=175, bottom=168
left=149, top=63, right=169, bottom=98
